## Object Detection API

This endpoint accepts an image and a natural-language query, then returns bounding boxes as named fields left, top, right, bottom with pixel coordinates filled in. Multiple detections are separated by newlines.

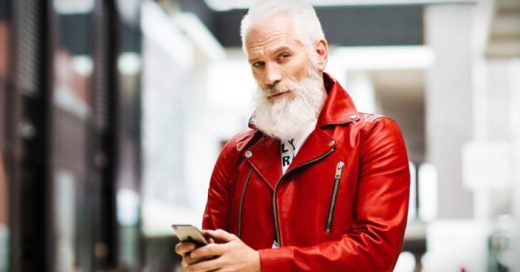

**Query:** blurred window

left=50, top=2, right=93, bottom=270
left=0, top=5, right=10, bottom=271
left=114, top=6, right=142, bottom=270
left=0, top=153, right=7, bottom=272
left=141, top=1, right=191, bottom=235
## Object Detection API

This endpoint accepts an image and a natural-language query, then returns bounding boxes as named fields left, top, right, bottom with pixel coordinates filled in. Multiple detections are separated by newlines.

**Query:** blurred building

left=0, top=0, right=519, bottom=271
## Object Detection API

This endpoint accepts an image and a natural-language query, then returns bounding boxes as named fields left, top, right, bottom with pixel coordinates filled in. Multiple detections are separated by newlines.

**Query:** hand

left=184, top=229, right=261, bottom=272
left=175, top=241, right=207, bottom=268
left=175, top=230, right=218, bottom=267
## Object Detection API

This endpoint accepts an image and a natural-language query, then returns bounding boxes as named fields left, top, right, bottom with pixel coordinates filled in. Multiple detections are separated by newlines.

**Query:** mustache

left=262, top=83, right=295, bottom=96
left=261, top=67, right=320, bottom=97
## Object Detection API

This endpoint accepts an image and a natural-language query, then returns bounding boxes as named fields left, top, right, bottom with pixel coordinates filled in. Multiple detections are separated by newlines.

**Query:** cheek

left=252, top=72, right=268, bottom=92
left=286, top=56, right=310, bottom=80
left=251, top=69, right=262, bottom=83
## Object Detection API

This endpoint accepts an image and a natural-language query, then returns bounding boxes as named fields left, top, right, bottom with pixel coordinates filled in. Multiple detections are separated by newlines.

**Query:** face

left=245, top=15, right=326, bottom=102
left=245, top=14, right=329, bottom=140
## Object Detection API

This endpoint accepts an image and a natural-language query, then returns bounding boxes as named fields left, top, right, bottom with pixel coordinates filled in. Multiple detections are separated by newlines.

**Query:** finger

left=183, top=254, right=204, bottom=266
left=182, top=254, right=191, bottom=270
left=206, top=229, right=238, bottom=243
left=175, top=242, right=196, bottom=255
left=186, top=256, right=222, bottom=272
left=182, top=254, right=207, bottom=269
left=200, top=229, right=215, bottom=244
left=190, top=243, right=225, bottom=259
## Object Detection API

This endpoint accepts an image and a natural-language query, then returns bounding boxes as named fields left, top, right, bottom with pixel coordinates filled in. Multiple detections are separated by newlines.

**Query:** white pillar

left=424, top=5, right=474, bottom=219
left=344, top=71, right=377, bottom=114
left=510, top=60, right=520, bottom=221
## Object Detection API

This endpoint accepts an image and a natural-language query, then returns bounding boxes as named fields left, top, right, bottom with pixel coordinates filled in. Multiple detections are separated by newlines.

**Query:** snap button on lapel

left=328, top=140, right=335, bottom=147
left=350, top=114, right=359, bottom=120
left=245, top=150, right=252, bottom=158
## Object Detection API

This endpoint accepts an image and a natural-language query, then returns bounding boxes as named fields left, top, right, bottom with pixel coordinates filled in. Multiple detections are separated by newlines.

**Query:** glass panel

left=141, top=1, right=191, bottom=236
left=114, top=1, right=142, bottom=269
left=0, top=2, right=11, bottom=269
left=53, top=169, right=77, bottom=271
left=0, top=153, right=8, bottom=272
left=0, top=22, right=8, bottom=81
left=116, top=51, right=142, bottom=270
left=50, top=1, right=94, bottom=270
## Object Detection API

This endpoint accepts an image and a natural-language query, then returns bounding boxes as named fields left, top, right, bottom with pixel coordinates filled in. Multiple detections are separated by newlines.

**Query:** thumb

left=206, top=229, right=238, bottom=243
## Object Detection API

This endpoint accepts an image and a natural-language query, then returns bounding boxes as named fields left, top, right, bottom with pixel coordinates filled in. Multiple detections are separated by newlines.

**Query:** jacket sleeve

left=202, top=132, right=252, bottom=230
left=201, top=141, right=235, bottom=231
left=258, top=117, right=410, bottom=272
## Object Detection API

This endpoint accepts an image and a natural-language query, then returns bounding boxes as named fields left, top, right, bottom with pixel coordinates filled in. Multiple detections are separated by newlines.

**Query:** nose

left=264, top=63, right=282, bottom=87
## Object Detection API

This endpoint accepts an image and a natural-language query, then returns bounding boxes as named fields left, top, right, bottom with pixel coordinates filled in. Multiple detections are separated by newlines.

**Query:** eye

left=252, top=61, right=265, bottom=68
left=277, top=53, right=291, bottom=62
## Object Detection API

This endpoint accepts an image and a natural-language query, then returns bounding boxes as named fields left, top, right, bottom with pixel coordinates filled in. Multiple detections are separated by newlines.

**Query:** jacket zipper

left=273, top=148, right=335, bottom=247
left=326, top=161, right=344, bottom=232
left=238, top=167, right=253, bottom=238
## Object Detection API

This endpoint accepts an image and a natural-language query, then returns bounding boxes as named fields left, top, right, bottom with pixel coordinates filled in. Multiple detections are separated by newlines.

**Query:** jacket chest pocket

left=325, top=161, right=344, bottom=233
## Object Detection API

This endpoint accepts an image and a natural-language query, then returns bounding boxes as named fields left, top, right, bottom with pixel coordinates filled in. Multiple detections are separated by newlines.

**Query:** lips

left=268, top=91, right=290, bottom=99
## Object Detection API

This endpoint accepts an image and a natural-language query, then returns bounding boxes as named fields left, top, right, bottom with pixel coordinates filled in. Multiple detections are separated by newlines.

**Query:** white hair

left=240, top=0, right=325, bottom=53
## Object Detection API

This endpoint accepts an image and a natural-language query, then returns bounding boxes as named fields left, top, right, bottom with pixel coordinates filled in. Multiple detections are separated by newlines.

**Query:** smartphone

left=171, top=224, right=208, bottom=247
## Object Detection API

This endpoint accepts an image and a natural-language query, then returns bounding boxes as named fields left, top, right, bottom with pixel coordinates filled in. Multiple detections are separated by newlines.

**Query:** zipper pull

left=335, top=161, right=344, bottom=179
left=326, top=160, right=345, bottom=233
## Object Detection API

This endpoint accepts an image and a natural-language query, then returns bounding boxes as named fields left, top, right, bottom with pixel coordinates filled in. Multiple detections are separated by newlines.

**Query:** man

left=175, top=1, right=410, bottom=271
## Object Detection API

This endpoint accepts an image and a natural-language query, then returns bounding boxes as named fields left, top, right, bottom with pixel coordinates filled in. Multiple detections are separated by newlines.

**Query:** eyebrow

left=273, top=46, right=293, bottom=55
left=248, top=46, right=294, bottom=63
left=248, top=57, right=259, bottom=64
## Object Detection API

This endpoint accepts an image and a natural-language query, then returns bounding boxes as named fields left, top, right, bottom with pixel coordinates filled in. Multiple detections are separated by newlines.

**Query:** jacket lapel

left=245, top=136, right=282, bottom=190
left=285, top=128, right=336, bottom=174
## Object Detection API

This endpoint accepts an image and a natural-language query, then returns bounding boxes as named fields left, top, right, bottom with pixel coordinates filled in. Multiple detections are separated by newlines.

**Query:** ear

left=315, top=39, right=328, bottom=71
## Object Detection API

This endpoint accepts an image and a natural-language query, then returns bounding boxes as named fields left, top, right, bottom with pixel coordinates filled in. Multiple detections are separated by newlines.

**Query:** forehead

left=245, top=15, right=302, bottom=56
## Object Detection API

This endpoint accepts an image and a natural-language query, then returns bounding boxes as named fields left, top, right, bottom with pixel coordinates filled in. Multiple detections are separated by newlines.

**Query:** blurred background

left=0, top=0, right=519, bottom=271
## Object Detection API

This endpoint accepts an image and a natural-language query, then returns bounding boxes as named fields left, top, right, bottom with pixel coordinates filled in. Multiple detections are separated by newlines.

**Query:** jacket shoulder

left=220, top=129, right=260, bottom=157
left=355, top=113, right=407, bottom=159
left=357, top=113, right=401, bottom=132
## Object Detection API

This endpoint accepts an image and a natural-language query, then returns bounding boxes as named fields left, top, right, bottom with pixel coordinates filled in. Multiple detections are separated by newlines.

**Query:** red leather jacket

left=202, top=73, right=410, bottom=271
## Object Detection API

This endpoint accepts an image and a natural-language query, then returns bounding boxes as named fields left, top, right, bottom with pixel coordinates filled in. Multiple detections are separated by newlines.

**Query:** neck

left=317, top=75, right=328, bottom=113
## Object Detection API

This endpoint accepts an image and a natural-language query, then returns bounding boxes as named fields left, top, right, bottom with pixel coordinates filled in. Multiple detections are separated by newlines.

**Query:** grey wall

left=378, top=88, right=425, bottom=164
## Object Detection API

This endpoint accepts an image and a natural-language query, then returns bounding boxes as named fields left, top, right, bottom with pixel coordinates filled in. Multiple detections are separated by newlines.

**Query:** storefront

left=0, top=0, right=143, bottom=271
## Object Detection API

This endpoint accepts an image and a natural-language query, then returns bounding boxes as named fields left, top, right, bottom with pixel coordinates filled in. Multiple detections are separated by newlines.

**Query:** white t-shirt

left=280, top=120, right=317, bottom=174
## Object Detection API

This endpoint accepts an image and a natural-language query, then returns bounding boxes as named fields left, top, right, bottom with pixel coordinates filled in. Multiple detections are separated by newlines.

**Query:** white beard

left=251, top=68, right=325, bottom=141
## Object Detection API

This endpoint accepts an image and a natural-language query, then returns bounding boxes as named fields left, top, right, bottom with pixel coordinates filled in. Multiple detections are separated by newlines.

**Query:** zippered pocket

left=326, top=161, right=344, bottom=232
